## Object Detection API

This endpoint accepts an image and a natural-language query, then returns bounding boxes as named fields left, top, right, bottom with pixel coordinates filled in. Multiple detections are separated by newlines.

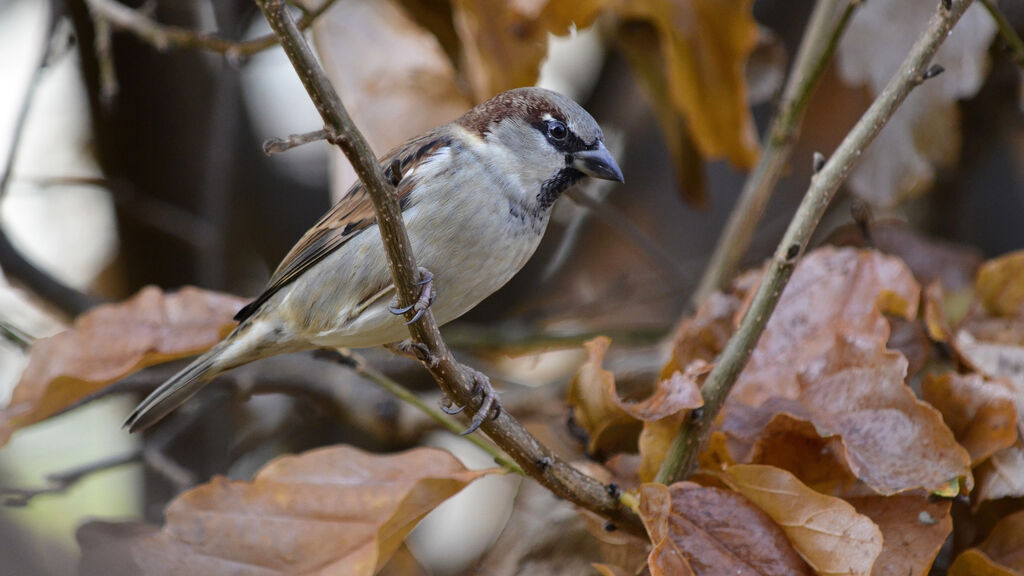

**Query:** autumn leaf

left=614, top=0, right=760, bottom=169
left=313, top=0, right=471, bottom=200
left=568, top=337, right=703, bottom=458
left=129, top=445, right=494, bottom=575
left=638, top=481, right=813, bottom=576
left=847, top=494, right=952, bottom=576
left=711, top=248, right=970, bottom=495
left=835, top=0, right=996, bottom=207
left=452, top=0, right=608, bottom=102
left=921, top=372, right=1018, bottom=465
left=0, top=286, right=245, bottom=446
left=948, top=509, right=1024, bottom=576
left=722, top=464, right=883, bottom=576
left=947, top=250, right=1024, bottom=503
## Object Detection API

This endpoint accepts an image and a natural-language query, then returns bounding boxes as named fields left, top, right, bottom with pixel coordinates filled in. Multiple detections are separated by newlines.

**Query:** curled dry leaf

left=921, top=372, right=1018, bottom=465
left=847, top=494, right=952, bottom=576
left=949, top=250, right=1024, bottom=503
left=722, top=464, right=883, bottom=576
left=615, top=0, right=760, bottom=169
left=948, top=509, right=1024, bottom=576
left=715, top=248, right=970, bottom=495
left=826, top=219, right=983, bottom=292
left=452, top=0, right=608, bottom=101
left=313, top=0, right=471, bottom=199
left=131, top=445, right=494, bottom=576
left=0, top=286, right=245, bottom=446
left=568, top=337, right=703, bottom=456
left=638, top=481, right=812, bottom=576
left=835, top=0, right=995, bottom=207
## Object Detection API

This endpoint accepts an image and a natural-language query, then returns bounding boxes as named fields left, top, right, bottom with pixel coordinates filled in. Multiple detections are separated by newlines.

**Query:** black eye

left=547, top=120, right=567, bottom=141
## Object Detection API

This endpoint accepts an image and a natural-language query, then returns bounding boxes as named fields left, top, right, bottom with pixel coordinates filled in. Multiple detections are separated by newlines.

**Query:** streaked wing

left=234, top=132, right=450, bottom=322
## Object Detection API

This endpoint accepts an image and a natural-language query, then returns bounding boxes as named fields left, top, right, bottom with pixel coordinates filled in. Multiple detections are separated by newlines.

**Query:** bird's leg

left=455, top=369, right=502, bottom=436
left=388, top=267, right=435, bottom=324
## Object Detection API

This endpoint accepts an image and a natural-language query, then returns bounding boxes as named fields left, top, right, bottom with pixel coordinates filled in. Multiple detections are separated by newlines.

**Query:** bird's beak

left=573, top=142, right=624, bottom=183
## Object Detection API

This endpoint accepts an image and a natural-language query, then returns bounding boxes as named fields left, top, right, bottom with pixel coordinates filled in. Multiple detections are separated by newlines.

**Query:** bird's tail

left=123, top=321, right=285, bottom=433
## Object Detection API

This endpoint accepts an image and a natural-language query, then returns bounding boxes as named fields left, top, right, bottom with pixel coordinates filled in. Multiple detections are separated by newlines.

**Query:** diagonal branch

left=656, top=0, right=978, bottom=483
left=253, top=0, right=642, bottom=534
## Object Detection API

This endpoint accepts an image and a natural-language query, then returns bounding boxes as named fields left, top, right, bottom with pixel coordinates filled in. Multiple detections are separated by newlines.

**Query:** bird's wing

left=234, top=133, right=451, bottom=322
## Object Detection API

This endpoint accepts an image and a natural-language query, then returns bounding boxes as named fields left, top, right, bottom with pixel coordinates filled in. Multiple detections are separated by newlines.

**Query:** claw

left=406, top=307, right=426, bottom=325
left=457, top=370, right=502, bottom=436
left=389, top=302, right=415, bottom=315
left=441, top=402, right=466, bottom=415
left=414, top=269, right=434, bottom=286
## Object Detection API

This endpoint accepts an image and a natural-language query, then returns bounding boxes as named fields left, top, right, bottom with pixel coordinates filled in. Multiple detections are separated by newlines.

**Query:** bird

left=124, top=86, right=624, bottom=434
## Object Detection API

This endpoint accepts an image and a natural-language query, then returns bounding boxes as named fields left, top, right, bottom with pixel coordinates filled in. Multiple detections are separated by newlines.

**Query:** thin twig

left=84, top=0, right=339, bottom=59
left=263, top=128, right=332, bottom=155
left=980, top=0, right=1024, bottom=66
left=656, top=0, right=977, bottom=484
left=254, top=0, right=642, bottom=535
left=320, top=350, right=524, bottom=474
left=1, top=450, right=141, bottom=506
left=692, top=0, right=859, bottom=307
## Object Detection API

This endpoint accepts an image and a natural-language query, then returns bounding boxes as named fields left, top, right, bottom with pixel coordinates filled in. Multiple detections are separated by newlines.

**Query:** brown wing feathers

left=233, top=134, right=449, bottom=322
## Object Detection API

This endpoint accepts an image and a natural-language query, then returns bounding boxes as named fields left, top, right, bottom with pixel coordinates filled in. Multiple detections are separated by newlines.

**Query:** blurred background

left=0, top=0, right=1022, bottom=573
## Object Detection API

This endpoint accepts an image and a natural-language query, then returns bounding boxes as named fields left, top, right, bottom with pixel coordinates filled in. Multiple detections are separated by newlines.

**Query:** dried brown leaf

left=453, top=0, right=608, bottom=101
left=921, top=372, right=1018, bottom=465
left=949, top=509, right=1024, bottom=575
left=974, top=441, right=1024, bottom=504
left=847, top=494, right=952, bottom=576
left=639, top=481, right=812, bottom=576
left=718, top=248, right=969, bottom=495
left=569, top=337, right=702, bottom=455
left=0, top=286, right=244, bottom=446
left=132, top=445, right=493, bottom=575
left=615, top=0, right=760, bottom=168
left=722, top=465, right=883, bottom=576
left=976, top=250, right=1024, bottom=317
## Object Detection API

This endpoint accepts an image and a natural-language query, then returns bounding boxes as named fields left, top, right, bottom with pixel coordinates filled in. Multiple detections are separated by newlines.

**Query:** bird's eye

left=547, top=120, right=568, bottom=141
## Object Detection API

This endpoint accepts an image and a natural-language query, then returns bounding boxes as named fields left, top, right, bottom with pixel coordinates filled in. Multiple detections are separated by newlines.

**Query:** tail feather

left=123, top=343, right=226, bottom=433
left=123, top=320, right=291, bottom=433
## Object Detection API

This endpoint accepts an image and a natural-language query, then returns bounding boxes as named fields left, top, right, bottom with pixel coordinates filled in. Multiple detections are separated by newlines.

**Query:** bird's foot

left=388, top=267, right=435, bottom=324
left=385, top=340, right=437, bottom=367
left=442, top=369, right=502, bottom=435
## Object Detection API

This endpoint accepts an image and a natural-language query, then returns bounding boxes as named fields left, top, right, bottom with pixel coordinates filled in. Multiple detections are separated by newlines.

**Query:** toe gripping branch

left=442, top=369, right=502, bottom=435
left=388, top=267, right=435, bottom=324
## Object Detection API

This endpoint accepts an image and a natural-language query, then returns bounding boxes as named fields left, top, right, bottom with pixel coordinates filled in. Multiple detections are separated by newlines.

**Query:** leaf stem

left=656, top=0, right=978, bottom=484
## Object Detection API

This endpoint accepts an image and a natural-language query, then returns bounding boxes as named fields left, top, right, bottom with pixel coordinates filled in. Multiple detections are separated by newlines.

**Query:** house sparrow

left=124, top=87, right=623, bottom=434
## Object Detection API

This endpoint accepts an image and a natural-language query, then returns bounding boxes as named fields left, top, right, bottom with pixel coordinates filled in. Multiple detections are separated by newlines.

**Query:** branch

left=691, top=0, right=859, bottom=306
left=1, top=450, right=140, bottom=506
left=84, top=0, right=339, bottom=59
left=254, top=0, right=642, bottom=535
left=656, top=0, right=977, bottom=483
left=316, top=350, right=523, bottom=474
left=980, top=0, right=1024, bottom=67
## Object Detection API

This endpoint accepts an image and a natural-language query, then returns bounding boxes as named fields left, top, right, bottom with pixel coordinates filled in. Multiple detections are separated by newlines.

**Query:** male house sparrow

left=125, top=87, right=623, bottom=433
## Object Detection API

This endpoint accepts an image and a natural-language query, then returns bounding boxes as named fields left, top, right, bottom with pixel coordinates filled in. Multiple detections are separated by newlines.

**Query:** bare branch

left=2, top=450, right=140, bottom=506
left=980, top=0, right=1024, bottom=67
left=254, top=0, right=642, bottom=534
left=83, top=0, right=340, bottom=59
left=657, top=0, right=978, bottom=484
left=263, top=128, right=332, bottom=156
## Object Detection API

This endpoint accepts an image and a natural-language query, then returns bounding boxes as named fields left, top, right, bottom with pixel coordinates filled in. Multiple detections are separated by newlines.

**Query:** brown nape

left=456, top=87, right=567, bottom=138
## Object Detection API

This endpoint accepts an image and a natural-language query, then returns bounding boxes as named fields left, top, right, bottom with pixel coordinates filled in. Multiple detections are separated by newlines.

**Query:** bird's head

left=457, top=87, right=623, bottom=211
